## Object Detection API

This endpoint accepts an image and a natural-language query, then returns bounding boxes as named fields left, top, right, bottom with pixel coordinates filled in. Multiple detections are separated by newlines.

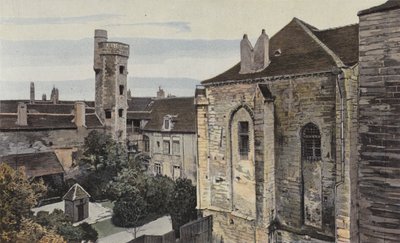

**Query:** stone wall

left=358, top=7, right=400, bottom=242
left=0, top=128, right=104, bottom=171
left=198, top=73, right=338, bottom=242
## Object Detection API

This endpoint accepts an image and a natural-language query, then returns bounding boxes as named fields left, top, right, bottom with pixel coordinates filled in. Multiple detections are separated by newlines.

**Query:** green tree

left=107, top=168, right=147, bottom=201
left=15, top=218, right=66, bottom=243
left=0, top=163, right=47, bottom=242
left=78, top=130, right=129, bottom=199
left=112, top=195, right=148, bottom=238
left=35, top=209, right=98, bottom=243
left=80, top=130, right=128, bottom=172
left=145, top=175, right=174, bottom=215
left=168, top=178, right=197, bottom=237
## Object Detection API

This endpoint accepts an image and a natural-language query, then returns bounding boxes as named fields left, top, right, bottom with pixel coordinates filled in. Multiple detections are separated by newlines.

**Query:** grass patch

left=91, top=218, right=126, bottom=238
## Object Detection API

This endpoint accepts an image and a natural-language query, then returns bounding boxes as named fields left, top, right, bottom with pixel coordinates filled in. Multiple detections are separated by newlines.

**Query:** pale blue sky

left=0, top=0, right=385, bottom=98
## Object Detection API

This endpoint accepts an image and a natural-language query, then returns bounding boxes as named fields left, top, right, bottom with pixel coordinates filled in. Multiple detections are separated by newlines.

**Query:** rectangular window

left=119, top=85, right=124, bottom=95
left=173, top=141, right=180, bottom=155
left=164, top=119, right=170, bottom=130
left=238, top=121, right=249, bottom=160
left=105, top=110, right=112, bottom=119
left=154, top=163, right=162, bottom=175
left=143, top=136, right=150, bottom=152
left=118, top=109, right=123, bottom=118
left=163, top=141, right=170, bottom=154
left=133, top=119, right=141, bottom=133
left=173, top=165, right=181, bottom=179
left=119, top=66, right=125, bottom=74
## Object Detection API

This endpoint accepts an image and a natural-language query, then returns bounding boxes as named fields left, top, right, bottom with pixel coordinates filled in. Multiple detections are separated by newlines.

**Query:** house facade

left=127, top=96, right=197, bottom=184
left=196, top=1, right=400, bottom=242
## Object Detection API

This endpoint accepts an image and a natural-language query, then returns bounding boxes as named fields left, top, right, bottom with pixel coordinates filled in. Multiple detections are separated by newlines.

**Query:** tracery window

left=301, top=123, right=321, bottom=161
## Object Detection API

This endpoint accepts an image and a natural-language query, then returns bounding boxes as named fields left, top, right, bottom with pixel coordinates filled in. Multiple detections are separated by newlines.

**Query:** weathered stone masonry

left=358, top=3, right=400, bottom=242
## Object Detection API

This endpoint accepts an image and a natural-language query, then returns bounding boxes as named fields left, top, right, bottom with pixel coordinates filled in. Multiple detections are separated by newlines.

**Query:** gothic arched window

left=301, top=123, right=321, bottom=161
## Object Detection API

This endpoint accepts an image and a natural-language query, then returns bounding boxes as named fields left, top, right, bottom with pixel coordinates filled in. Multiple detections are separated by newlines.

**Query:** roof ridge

left=315, top=23, right=358, bottom=32
left=293, top=17, right=319, bottom=31
left=294, top=18, right=345, bottom=68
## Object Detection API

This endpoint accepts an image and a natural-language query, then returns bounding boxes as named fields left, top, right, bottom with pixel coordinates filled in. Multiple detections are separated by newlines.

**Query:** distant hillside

left=0, top=77, right=199, bottom=101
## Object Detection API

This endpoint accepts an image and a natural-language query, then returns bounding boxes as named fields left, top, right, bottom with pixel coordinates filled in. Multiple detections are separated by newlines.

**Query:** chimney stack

left=16, top=103, right=28, bottom=126
left=253, top=29, right=270, bottom=71
left=239, top=29, right=270, bottom=74
left=74, top=102, right=86, bottom=127
left=42, top=93, right=47, bottom=101
left=30, top=82, right=35, bottom=104
left=240, top=34, right=254, bottom=74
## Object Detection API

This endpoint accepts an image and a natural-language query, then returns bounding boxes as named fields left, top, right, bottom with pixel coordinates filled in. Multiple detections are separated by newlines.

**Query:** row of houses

left=0, top=29, right=197, bottom=186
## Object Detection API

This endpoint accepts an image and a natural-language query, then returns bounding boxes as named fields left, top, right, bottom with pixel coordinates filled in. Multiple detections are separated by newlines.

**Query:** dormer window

left=274, top=49, right=282, bottom=56
left=163, top=115, right=173, bottom=131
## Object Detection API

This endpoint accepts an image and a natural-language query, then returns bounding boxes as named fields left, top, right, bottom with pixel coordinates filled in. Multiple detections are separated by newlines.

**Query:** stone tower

left=357, top=1, right=400, bottom=242
left=93, top=29, right=129, bottom=142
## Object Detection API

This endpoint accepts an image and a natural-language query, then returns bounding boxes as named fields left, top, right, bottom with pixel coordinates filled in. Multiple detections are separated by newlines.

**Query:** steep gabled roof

left=63, top=183, right=90, bottom=201
left=313, top=24, right=359, bottom=66
left=358, top=0, right=400, bottom=16
left=202, top=18, right=359, bottom=85
left=0, top=152, right=64, bottom=177
left=142, top=97, right=195, bottom=133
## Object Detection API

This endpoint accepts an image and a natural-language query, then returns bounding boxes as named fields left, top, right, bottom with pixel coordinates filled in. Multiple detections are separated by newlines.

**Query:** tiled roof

left=313, top=24, right=359, bottom=66
left=127, top=97, right=154, bottom=112
left=27, top=104, right=74, bottom=114
left=358, top=0, right=400, bottom=16
left=202, top=18, right=359, bottom=84
left=143, top=97, right=195, bottom=133
left=0, top=114, right=76, bottom=131
left=0, top=152, right=64, bottom=177
left=63, top=183, right=90, bottom=201
left=0, top=100, right=26, bottom=113
left=127, top=111, right=151, bottom=120
left=85, top=114, right=103, bottom=128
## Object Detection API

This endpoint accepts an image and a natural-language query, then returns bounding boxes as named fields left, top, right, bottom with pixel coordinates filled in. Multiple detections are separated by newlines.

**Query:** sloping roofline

left=358, top=0, right=400, bottom=16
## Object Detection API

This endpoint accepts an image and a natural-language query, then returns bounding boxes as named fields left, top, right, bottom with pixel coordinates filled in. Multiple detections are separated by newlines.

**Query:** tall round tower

left=93, top=30, right=130, bottom=142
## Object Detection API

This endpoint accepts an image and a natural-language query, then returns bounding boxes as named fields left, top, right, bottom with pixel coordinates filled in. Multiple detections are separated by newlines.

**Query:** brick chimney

left=239, top=34, right=254, bottom=74
left=74, top=102, right=86, bottom=127
left=16, top=103, right=28, bottom=126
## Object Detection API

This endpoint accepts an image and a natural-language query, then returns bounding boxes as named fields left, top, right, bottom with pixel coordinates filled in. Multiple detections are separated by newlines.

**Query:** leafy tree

left=78, top=222, right=98, bottom=242
left=107, top=168, right=147, bottom=201
left=112, top=195, right=148, bottom=238
left=35, top=209, right=98, bottom=243
left=15, top=218, right=66, bottom=243
left=79, top=130, right=127, bottom=172
left=145, top=175, right=174, bottom=215
left=0, top=163, right=47, bottom=242
left=78, top=130, right=129, bottom=199
left=168, top=178, right=197, bottom=237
